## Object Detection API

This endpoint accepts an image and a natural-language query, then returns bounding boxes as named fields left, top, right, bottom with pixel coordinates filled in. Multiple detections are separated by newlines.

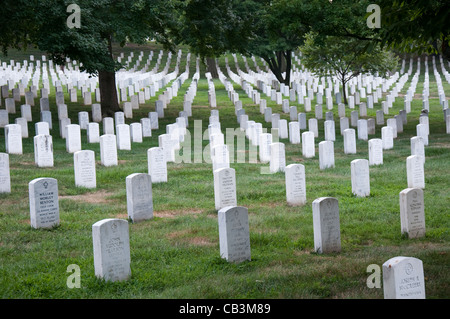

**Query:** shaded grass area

left=0, top=45, right=449, bottom=299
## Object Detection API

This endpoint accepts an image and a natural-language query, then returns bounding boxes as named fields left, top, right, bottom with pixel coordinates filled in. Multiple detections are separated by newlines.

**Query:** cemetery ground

left=0, top=45, right=449, bottom=299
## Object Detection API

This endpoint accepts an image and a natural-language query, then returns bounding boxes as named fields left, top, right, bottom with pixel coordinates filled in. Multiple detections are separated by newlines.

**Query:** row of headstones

left=21, top=174, right=426, bottom=298
left=97, top=202, right=426, bottom=298
left=217, top=59, right=434, bottom=181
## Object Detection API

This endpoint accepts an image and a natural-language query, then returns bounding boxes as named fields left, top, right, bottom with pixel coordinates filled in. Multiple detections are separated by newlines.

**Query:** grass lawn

left=0, top=44, right=449, bottom=300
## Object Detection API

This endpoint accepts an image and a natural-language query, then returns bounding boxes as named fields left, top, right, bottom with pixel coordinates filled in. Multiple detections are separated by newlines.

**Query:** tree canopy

left=300, top=32, right=398, bottom=104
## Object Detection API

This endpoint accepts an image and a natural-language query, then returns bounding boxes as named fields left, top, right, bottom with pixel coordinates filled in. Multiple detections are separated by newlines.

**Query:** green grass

left=0, top=45, right=449, bottom=299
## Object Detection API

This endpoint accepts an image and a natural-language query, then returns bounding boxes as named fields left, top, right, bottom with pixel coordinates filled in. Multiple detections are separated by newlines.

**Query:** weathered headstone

left=410, top=136, right=425, bottom=163
left=116, top=124, right=131, bottom=150
left=308, top=118, right=318, bottom=138
left=140, top=118, right=152, bottom=137
left=376, top=110, right=384, bottom=125
left=74, top=150, right=96, bottom=188
left=29, top=177, right=59, bottom=229
left=270, top=142, right=286, bottom=173
left=126, top=173, right=153, bottom=223
left=298, top=112, right=307, bottom=130
left=319, top=141, right=335, bottom=170
left=114, top=112, right=125, bottom=127
left=34, top=134, right=54, bottom=167
left=5, top=98, right=15, bottom=114
left=100, top=134, right=118, bottom=167
left=382, top=126, right=394, bottom=150
left=343, top=128, right=356, bottom=154
left=78, top=111, right=89, bottom=130
left=158, top=134, right=175, bottom=163
left=387, top=118, right=398, bottom=139
left=40, top=98, right=50, bottom=112
left=382, top=256, right=425, bottom=299
left=289, top=121, right=300, bottom=144
left=212, top=144, right=230, bottom=172
left=324, top=120, right=335, bottom=141
left=351, top=159, right=370, bottom=197
left=218, top=206, right=251, bottom=263
left=92, top=104, right=102, bottom=123
left=214, top=167, right=237, bottom=210
left=149, top=112, right=159, bottom=130
left=407, top=155, right=425, bottom=189
left=87, top=122, right=100, bottom=143
left=0, top=153, right=11, bottom=193
left=285, top=164, right=306, bottom=206
left=5, top=124, right=22, bottom=155
left=102, top=117, right=115, bottom=135
left=400, top=188, right=425, bottom=239
left=368, top=138, right=383, bottom=166
left=259, top=133, right=272, bottom=163
left=92, top=218, right=131, bottom=282
left=15, top=117, right=28, bottom=138
left=302, top=131, right=315, bottom=158
left=357, top=119, right=368, bottom=141
left=66, top=124, right=82, bottom=153
left=312, top=197, right=341, bottom=254
left=340, top=117, right=349, bottom=135
left=21, top=104, right=32, bottom=122
left=416, top=124, right=428, bottom=146
left=130, top=123, right=143, bottom=143
left=278, top=119, right=288, bottom=139
left=147, top=147, right=167, bottom=183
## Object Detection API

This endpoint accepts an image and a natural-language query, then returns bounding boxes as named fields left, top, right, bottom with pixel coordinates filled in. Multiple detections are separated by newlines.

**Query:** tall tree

left=177, top=0, right=314, bottom=87
left=300, top=32, right=398, bottom=105
left=1, top=0, right=178, bottom=116
left=377, top=0, right=450, bottom=61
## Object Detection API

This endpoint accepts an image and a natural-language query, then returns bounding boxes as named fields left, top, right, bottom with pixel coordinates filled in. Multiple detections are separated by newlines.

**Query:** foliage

left=377, top=0, right=450, bottom=60
left=300, top=32, right=398, bottom=103
left=31, top=0, right=178, bottom=74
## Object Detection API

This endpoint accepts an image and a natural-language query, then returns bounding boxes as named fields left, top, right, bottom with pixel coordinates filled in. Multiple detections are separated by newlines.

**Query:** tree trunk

left=98, top=34, right=120, bottom=117
left=265, top=50, right=291, bottom=87
left=341, top=78, right=348, bottom=105
left=206, top=57, right=219, bottom=78
left=99, top=70, right=120, bottom=117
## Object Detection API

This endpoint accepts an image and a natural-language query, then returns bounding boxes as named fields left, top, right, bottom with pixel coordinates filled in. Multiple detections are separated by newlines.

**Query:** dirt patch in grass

left=59, top=190, right=116, bottom=204
left=167, top=229, right=215, bottom=246
left=115, top=213, right=128, bottom=219
left=154, top=209, right=204, bottom=218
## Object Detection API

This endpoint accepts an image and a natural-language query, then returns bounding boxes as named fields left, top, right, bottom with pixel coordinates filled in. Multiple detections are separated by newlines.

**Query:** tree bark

left=206, top=57, right=219, bottom=78
left=98, top=35, right=120, bottom=117
left=341, top=77, right=348, bottom=105
left=99, top=70, right=120, bottom=117
left=265, top=50, right=291, bottom=87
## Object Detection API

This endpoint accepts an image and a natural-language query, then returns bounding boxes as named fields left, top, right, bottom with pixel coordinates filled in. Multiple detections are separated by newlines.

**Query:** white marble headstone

left=0, top=153, right=11, bottom=193
left=92, top=218, right=131, bottom=282
left=218, top=206, right=251, bottom=263
left=126, top=173, right=153, bottom=222
left=74, top=150, right=96, bottom=188
left=100, top=134, right=118, bottom=167
left=214, top=167, right=237, bottom=210
left=29, top=177, right=59, bottom=229
left=147, top=147, right=167, bottom=183
left=285, top=164, right=306, bottom=206
left=406, top=155, right=425, bottom=189
left=351, top=159, right=370, bottom=197
left=400, top=188, right=425, bottom=239
left=312, top=197, right=341, bottom=254
left=382, top=256, right=425, bottom=299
